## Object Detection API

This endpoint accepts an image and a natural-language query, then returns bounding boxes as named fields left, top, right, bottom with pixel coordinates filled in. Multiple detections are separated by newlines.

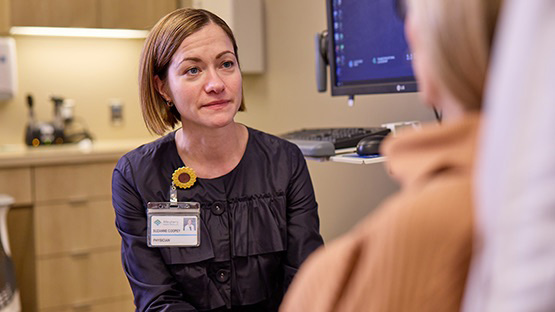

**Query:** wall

left=0, top=36, right=155, bottom=144
left=0, top=0, right=434, bottom=241
left=235, top=0, right=435, bottom=241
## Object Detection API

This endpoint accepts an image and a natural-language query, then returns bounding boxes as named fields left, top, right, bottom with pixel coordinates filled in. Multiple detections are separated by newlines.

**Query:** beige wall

left=0, top=0, right=434, bottom=241
left=0, top=36, right=155, bottom=144
left=236, top=0, right=434, bottom=241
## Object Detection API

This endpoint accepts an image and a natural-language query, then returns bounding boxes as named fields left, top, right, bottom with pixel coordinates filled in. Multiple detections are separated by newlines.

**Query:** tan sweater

left=280, top=114, right=480, bottom=312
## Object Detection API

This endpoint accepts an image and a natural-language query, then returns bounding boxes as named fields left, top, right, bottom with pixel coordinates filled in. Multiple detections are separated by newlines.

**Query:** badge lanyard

left=147, top=166, right=201, bottom=247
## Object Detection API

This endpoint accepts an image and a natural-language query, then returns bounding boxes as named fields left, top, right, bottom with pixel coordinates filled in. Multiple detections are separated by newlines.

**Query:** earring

left=166, top=100, right=174, bottom=108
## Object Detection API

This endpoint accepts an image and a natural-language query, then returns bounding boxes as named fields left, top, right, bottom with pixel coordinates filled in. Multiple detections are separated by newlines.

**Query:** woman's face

left=157, top=23, right=242, bottom=130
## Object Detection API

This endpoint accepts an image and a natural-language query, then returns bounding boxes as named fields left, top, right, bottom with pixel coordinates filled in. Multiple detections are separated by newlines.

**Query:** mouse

left=356, top=135, right=387, bottom=156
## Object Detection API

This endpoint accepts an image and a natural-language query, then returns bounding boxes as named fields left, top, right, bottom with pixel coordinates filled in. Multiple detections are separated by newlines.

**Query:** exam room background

left=0, top=0, right=434, bottom=241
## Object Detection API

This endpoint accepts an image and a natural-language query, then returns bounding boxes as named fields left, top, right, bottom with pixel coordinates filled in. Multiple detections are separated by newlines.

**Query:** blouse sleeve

left=283, top=146, right=324, bottom=289
left=112, top=156, right=197, bottom=312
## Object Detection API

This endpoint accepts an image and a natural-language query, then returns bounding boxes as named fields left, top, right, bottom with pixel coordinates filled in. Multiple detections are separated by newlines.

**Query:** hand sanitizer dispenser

left=0, top=37, right=17, bottom=101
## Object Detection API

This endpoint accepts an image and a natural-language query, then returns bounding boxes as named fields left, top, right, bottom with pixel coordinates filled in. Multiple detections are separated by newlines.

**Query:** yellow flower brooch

left=172, top=166, right=197, bottom=189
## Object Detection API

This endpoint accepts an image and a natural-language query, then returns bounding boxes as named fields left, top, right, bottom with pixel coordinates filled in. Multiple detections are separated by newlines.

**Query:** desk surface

left=329, top=153, right=386, bottom=164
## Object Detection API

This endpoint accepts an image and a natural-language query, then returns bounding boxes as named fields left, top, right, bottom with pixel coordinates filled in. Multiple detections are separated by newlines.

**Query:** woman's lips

left=203, top=100, right=230, bottom=109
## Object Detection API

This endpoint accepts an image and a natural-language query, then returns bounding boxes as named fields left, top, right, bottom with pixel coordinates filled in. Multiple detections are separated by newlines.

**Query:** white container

left=0, top=37, right=17, bottom=101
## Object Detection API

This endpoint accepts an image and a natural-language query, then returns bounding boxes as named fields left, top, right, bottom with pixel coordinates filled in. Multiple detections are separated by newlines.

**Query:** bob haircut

left=139, top=8, right=245, bottom=135
left=406, top=0, right=502, bottom=111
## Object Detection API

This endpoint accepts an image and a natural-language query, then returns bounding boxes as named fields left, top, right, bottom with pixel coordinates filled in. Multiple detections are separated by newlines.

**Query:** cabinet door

left=36, top=249, right=132, bottom=310
left=0, top=167, right=32, bottom=206
left=0, top=0, right=9, bottom=33
left=34, top=162, right=116, bottom=203
left=98, top=0, right=177, bottom=29
left=34, top=199, right=120, bottom=256
left=10, top=0, right=98, bottom=27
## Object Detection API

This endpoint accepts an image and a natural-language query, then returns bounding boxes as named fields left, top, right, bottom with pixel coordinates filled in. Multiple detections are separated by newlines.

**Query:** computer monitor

left=326, top=0, right=417, bottom=96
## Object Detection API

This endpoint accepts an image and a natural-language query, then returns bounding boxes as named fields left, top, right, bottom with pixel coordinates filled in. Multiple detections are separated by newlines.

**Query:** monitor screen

left=326, top=0, right=417, bottom=96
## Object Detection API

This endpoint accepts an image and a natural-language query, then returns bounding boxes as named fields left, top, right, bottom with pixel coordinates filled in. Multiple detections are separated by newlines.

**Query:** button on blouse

left=211, top=202, right=225, bottom=215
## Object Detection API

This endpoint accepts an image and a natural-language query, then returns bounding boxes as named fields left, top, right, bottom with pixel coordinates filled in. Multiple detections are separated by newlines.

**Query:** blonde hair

left=139, top=8, right=246, bottom=135
left=407, top=0, right=502, bottom=111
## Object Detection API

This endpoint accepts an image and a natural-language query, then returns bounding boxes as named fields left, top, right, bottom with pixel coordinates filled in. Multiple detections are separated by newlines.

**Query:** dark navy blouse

left=112, top=127, right=324, bottom=311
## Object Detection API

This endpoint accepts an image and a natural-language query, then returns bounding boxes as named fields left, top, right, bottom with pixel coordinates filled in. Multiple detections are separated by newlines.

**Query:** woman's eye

left=222, top=61, right=234, bottom=69
left=186, top=67, right=200, bottom=75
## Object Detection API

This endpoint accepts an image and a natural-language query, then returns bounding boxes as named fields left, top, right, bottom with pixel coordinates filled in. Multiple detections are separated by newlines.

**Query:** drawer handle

left=68, top=197, right=88, bottom=205
left=72, top=302, right=92, bottom=310
left=70, top=250, right=91, bottom=257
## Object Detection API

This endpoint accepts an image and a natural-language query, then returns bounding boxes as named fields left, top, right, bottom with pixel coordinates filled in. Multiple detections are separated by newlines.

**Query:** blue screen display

left=330, top=0, right=414, bottom=89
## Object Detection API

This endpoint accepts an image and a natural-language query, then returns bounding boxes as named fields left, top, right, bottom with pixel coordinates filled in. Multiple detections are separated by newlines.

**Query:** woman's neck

left=175, top=122, right=248, bottom=179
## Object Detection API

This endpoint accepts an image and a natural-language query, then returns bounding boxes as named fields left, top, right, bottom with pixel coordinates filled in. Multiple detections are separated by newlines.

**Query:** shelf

left=329, top=153, right=386, bottom=165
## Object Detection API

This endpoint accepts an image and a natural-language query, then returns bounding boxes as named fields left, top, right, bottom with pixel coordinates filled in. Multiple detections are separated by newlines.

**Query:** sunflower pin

left=172, top=166, right=197, bottom=189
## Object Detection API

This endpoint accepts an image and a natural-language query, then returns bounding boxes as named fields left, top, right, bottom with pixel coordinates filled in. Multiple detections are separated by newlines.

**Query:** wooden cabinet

left=36, top=249, right=131, bottom=309
left=0, top=167, right=32, bottom=206
left=99, top=0, right=177, bottom=30
left=34, top=199, right=120, bottom=256
left=0, top=0, right=10, bottom=34
left=1, top=159, right=133, bottom=311
left=34, top=162, right=114, bottom=203
left=0, top=166, right=35, bottom=311
left=10, top=0, right=98, bottom=28
left=9, top=0, right=177, bottom=30
left=31, top=161, right=133, bottom=311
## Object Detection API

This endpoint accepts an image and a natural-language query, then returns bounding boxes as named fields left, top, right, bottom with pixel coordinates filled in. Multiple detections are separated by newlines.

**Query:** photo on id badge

left=184, top=217, right=197, bottom=232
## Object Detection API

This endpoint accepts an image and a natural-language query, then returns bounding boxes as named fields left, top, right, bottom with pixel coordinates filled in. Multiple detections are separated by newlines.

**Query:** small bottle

left=61, top=99, right=75, bottom=125
left=50, top=96, right=66, bottom=144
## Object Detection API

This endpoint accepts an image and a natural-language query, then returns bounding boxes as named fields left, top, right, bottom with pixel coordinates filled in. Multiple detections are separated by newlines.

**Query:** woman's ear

left=154, top=75, right=170, bottom=102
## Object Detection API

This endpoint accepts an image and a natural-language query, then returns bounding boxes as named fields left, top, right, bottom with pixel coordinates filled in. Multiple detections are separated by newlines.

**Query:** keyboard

left=281, top=127, right=390, bottom=157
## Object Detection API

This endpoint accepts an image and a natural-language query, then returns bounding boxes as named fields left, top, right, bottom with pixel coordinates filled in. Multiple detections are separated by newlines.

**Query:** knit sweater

left=280, top=113, right=480, bottom=312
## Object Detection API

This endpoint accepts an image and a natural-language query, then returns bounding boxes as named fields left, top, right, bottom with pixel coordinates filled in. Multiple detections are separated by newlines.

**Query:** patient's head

left=403, top=0, right=503, bottom=118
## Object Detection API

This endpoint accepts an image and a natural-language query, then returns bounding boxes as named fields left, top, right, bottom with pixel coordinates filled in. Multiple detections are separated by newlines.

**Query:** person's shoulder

left=281, top=230, right=364, bottom=311
left=117, top=132, right=176, bottom=168
left=361, top=174, right=473, bottom=242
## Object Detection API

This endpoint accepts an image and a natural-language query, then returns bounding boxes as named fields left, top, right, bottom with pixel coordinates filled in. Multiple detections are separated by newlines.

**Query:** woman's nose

left=204, top=70, right=225, bottom=94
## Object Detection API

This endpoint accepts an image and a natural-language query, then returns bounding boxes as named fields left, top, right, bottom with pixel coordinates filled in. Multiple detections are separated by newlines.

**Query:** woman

left=112, top=8, right=323, bottom=311
left=280, top=0, right=502, bottom=311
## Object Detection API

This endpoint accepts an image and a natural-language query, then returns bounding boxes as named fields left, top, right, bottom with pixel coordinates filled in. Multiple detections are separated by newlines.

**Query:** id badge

left=147, top=202, right=201, bottom=247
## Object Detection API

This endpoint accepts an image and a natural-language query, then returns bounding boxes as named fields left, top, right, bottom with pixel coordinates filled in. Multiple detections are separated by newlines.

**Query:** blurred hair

left=406, top=0, right=503, bottom=111
left=139, top=8, right=245, bottom=135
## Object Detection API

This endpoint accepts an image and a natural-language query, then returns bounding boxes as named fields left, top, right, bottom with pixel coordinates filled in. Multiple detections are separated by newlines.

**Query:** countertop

left=0, top=139, right=151, bottom=168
